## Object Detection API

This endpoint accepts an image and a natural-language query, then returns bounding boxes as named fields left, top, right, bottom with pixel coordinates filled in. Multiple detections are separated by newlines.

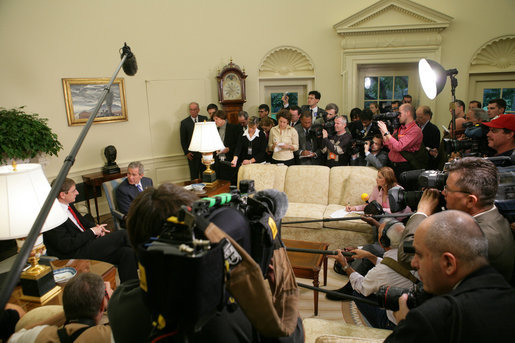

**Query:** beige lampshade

left=188, top=121, right=225, bottom=153
left=0, top=164, right=68, bottom=239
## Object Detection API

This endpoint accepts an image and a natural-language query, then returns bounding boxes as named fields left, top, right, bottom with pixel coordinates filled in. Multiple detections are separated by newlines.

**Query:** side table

left=283, top=239, right=329, bottom=316
left=9, top=259, right=116, bottom=312
left=82, top=168, right=127, bottom=223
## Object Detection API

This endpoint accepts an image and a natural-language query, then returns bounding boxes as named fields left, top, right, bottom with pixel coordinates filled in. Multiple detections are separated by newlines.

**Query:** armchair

left=102, top=177, right=126, bottom=231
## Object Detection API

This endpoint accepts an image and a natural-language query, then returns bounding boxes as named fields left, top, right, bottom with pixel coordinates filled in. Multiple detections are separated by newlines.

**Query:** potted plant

left=0, top=107, right=63, bottom=165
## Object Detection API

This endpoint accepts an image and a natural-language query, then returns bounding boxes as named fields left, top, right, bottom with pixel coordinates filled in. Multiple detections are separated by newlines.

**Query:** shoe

left=325, top=283, right=353, bottom=301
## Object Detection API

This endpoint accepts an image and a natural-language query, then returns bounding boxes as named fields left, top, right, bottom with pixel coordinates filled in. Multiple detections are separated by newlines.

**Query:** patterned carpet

left=297, top=262, right=370, bottom=327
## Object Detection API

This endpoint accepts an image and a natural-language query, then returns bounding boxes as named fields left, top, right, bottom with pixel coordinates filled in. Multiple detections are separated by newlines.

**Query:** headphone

left=380, top=219, right=399, bottom=248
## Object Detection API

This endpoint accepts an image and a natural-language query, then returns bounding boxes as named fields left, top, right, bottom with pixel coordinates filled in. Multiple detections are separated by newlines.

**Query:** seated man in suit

left=116, top=161, right=153, bottom=216
left=43, top=178, right=138, bottom=283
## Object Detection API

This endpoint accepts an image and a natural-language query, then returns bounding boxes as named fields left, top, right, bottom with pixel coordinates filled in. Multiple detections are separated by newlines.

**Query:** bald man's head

left=422, top=210, right=488, bottom=263
left=412, top=210, right=488, bottom=294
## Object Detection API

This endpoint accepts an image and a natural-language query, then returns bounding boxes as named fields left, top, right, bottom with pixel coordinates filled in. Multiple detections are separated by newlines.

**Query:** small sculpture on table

left=102, top=145, right=121, bottom=174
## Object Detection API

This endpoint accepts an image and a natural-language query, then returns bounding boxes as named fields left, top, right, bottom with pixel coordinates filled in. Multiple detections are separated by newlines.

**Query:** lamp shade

left=0, top=164, right=67, bottom=239
left=418, top=58, right=447, bottom=100
left=188, top=121, right=225, bottom=153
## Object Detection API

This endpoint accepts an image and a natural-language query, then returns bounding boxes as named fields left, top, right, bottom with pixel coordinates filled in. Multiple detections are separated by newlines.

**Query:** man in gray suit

left=398, top=157, right=514, bottom=282
left=294, top=111, right=322, bottom=165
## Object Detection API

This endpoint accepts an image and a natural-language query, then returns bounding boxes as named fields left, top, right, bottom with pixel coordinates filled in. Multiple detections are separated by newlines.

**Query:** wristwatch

left=383, top=132, right=390, bottom=137
left=342, top=264, right=350, bottom=272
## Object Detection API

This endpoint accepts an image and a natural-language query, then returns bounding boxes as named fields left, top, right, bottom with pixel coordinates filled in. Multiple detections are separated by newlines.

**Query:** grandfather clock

left=216, top=60, right=247, bottom=124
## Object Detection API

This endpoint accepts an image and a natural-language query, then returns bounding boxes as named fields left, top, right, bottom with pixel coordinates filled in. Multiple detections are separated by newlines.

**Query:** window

left=482, top=88, right=514, bottom=114
left=364, top=76, right=408, bottom=111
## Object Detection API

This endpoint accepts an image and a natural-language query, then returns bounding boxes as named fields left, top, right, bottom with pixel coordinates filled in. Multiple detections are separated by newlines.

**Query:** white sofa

left=237, top=164, right=379, bottom=248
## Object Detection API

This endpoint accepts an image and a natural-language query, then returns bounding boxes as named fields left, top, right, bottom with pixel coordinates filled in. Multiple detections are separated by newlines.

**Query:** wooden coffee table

left=179, top=179, right=231, bottom=198
left=8, top=259, right=116, bottom=312
left=283, top=239, right=329, bottom=316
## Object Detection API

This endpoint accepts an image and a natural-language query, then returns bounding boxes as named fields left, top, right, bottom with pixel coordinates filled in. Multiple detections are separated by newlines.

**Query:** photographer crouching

left=385, top=211, right=515, bottom=342
left=108, top=183, right=304, bottom=343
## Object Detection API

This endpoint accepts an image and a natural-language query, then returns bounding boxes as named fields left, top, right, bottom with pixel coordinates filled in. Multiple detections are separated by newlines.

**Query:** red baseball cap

left=482, top=114, right=515, bottom=131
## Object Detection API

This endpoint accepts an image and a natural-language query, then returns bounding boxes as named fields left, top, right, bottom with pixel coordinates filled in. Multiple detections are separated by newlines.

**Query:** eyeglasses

left=443, top=184, right=471, bottom=194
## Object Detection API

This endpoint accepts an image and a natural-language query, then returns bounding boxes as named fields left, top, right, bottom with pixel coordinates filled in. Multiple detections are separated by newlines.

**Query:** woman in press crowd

left=369, top=102, right=380, bottom=115
left=231, top=116, right=268, bottom=168
left=268, top=110, right=299, bottom=166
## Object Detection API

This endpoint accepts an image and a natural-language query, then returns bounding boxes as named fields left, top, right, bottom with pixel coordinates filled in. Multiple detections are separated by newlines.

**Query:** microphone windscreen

left=122, top=55, right=138, bottom=76
left=361, top=193, right=369, bottom=202
left=254, top=189, right=289, bottom=220
left=121, top=43, right=138, bottom=76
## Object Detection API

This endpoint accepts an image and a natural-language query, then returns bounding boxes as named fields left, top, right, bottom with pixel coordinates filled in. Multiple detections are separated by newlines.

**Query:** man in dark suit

left=116, top=161, right=153, bottom=215
left=294, top=112, right=322, bottom=165
left=300, top=90, right=326, bottom=123
left=180, top=102, right=208, bottom=180
left=213, top=110, right=243, bottom=184
left=386, top=210, right=515, bottom=342
left=43, top=178, right=138, bottom=283
left=289, top=105, right=302, bottom=128
left=415, top=106, right=440, bottom=168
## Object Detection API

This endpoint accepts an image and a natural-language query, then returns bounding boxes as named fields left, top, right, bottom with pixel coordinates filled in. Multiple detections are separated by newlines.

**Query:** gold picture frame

left=62, top=77, right=128, bottom=126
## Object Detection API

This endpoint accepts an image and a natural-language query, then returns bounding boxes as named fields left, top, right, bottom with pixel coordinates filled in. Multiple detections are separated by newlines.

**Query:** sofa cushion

left=283, top=202, right=327, bottom=229
left=284, top=165, right=330, bottom=205
left=237, top=164, right=288, bottom=192
left=329, top=167, right=378, bottom=206
left=322, top=204, right=374, bottom=233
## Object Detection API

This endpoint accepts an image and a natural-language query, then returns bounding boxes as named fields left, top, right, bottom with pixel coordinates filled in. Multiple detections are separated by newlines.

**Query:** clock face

left=222, top=73, right=242, bottom=100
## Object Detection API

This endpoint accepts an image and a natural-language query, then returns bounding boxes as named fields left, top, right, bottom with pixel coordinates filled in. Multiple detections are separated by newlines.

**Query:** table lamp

left=0, top=162, right=68, bottom=303
left=188, top=121, right=225, bottom=183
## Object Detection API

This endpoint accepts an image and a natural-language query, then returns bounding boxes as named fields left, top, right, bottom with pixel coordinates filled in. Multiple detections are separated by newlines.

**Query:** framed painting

left=62, top=78, right=128, bottom=126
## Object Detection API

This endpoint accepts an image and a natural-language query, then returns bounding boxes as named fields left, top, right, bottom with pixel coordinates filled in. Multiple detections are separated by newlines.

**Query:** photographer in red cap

left=483, top=114, right=515, bottom=157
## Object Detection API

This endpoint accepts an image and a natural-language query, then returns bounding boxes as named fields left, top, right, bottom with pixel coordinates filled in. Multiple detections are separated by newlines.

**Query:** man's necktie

left=68, top=206, right=85, bottom=232
left=137, top=184, right=143, bottom=192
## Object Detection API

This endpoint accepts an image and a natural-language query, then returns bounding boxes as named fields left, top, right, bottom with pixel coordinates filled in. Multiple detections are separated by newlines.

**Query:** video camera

left=373, top=111, right=401, bottom=132
left=443, top=121, right=490, bottom=157
left=388, top=169, right=448, bottom=213
left=389, top=156, right=515, bottom=216
left=136, top=180, right=297, bottom=337
left=321, top=113, right=336, bottom=137
left=350, top=138, right=373, bottom=155
left=308, top=123, right=324, bottom=140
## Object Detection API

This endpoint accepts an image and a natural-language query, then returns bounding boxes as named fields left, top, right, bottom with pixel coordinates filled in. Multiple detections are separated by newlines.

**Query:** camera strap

left=381, top=257, right=419, bottom=283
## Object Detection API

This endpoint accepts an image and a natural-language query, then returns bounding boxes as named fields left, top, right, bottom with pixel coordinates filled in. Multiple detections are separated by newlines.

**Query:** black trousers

left=188, top=152, right=205, bottom=181
left=76, top=230, right=138, bottom=283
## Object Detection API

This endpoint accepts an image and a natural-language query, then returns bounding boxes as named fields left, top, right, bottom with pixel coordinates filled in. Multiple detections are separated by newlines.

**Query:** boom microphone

left=121, top=42, right=138, bottom=76
left=254, top=189, right=288, bottom=220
